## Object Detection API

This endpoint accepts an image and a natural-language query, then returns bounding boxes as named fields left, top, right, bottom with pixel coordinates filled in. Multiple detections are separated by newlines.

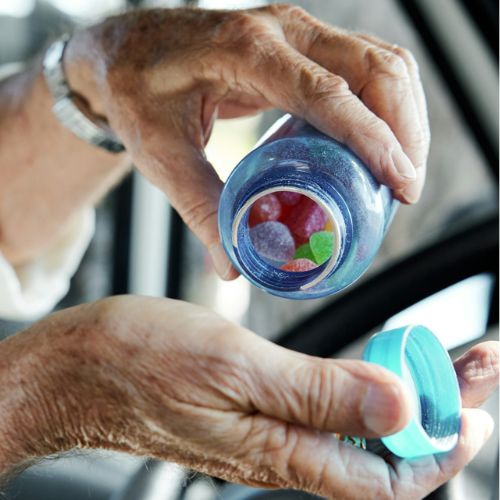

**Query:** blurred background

left=0, top=0, right=498, bottom=499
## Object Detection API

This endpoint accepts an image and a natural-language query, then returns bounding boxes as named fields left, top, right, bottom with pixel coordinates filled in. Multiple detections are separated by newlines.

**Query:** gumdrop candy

left=310, top=231, right=334, bottom=265
left=293, top=242, right=315, bottom=262
left=250, top=221, right=295, bottom=262
left=334, top=434, right=367, bottom=449
left=277, top=192, right=303, bottom=223
left=282, top=197, right=327, bottom=244
left=276, top=191, right=303, bottom=206
left=324, top=219, right=334, bottom=232
left=281, top=258, right=318, bottom=272
left=248, top=194, right=282, bottom=227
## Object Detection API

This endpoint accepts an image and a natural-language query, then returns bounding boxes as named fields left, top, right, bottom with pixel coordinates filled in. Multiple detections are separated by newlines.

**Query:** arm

left=0, top=296, right=497, bottom=498
left=0, top=64, right=130, bottom=266
left=0, top=5, right=430, bottom=277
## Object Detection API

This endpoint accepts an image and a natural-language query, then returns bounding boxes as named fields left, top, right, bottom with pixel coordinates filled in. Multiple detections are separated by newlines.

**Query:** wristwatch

left=42, top=35, right=125, bottom=153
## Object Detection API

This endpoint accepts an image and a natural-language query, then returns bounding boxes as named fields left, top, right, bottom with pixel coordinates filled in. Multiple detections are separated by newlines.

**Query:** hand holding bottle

left=65, top=5, right=430, bottom=279
left=0, top=297, right=496, bottom=499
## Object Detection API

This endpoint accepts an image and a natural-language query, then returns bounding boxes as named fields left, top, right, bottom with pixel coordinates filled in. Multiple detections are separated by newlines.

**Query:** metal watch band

left=42, top=35, right=125, bottom=153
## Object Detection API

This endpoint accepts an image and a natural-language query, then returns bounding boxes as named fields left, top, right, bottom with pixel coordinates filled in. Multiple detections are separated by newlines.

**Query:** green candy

left=293, top=242, right=315, bottom=261
left=310, top=231, right=334, bottom=265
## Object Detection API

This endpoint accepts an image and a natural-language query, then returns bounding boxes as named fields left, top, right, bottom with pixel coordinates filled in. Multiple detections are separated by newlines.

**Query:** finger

left=176, top=409, right=396, bottom=499
left=433, top=409, right=494, bottom=483
left=230, top=407, right=494, bottom=499
left=391, top=408, right=495, bottom=498
left=217, top=90, right=272, bottom=119
left=270, top=6, right=428, bottom=202
left=240, top=337, right=412, bottom=438
left=129, top=127, right=239, bottom=281
left=356, top=33, right=430, bottom=203
left=245, top=42, right=417, bottom=191
left=454, top=341, right=499, bottom=408
left=229, top=411, right=396, bottom=499
left=354, top=33, right=429, bottom=140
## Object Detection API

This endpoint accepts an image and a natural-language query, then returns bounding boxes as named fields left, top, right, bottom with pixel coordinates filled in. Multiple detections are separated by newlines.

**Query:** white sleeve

left=0, top=209, right=95, bottom=322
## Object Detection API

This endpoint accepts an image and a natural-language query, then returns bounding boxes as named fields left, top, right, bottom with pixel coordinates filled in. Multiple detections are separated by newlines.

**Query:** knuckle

left=392, top=45, right=418, bottom=70
left=297, top=360, right=337, bottom=429
left=269, top=3, right=309, bottom=19
left=410, top=128, right=431, bottom=156
left=182, top=198, right=218, bottom=232
left=365, top=46, right=409, bottom=80
left=215, top=11, right=267, bottom=49
left=300, top=67, right=350, bottom=109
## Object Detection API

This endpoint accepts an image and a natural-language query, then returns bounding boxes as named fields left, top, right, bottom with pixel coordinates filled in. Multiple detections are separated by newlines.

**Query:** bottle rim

left=231, top=186, right=342, bottom=290
left=363, top=325, right=461, bottom=458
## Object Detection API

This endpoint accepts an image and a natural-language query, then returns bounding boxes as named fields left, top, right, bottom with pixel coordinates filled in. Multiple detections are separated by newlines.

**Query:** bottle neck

left=232, top=185, right=347, bottom=293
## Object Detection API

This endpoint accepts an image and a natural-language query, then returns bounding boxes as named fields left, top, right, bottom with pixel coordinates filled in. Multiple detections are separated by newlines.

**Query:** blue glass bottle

left=218, top=115, right=398, bottom=299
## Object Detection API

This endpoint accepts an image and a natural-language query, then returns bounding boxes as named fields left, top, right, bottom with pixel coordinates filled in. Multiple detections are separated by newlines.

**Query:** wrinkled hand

left=65, top=5, right=430, bottom=279
left=2, top=296, right=496, bottom=499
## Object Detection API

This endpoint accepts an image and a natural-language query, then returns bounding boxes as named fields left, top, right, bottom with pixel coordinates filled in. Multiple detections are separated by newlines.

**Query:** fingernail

left=392, top=149, right=417, bottom=181
left=362, top=383, right=405, bottom=435
left=396, top=180, right=421, bottom=204
left=209, top=242, right=234, bottom=280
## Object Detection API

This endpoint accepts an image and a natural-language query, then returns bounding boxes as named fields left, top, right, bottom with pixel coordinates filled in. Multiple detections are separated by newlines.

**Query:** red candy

left=282, top=197, right=327, bottom=245
left=248, top=194, right=282, bottom=227
left=281, top=258, right=318, bottom=272
left=276, top=191, right=303, bottom=206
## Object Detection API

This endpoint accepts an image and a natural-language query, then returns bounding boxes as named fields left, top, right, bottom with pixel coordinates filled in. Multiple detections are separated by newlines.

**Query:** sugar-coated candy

left=334, top=434, right=367, bottom=449
left=282, top=197, right=327, bottom=244
left=248, top=194, right=281, bottom=227
left=281, top=258, right=318, bottom=272
left=277, top=192, right=302, bottom=223
left=250, top=221, right=295, bottom=262
left=276, top=191, right=303, bottom=206
left=324, top=219, right=334, bottom=232
left=293, top=242, right=315, bottom=262
left=310, top=231, right=334, bottom=265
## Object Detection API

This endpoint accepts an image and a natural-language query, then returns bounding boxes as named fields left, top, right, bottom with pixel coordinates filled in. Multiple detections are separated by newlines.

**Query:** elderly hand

left=1, top=296, right=496, bottom=499
left=64, top=5, right=430, bottom=279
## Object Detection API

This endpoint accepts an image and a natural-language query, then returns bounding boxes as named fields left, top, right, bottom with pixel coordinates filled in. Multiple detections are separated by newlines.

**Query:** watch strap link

left=43, top=35, right=125, bottom=153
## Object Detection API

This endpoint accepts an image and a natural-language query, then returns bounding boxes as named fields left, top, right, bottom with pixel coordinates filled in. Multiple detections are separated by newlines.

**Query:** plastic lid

left=363, top=325, right=461, bottom=459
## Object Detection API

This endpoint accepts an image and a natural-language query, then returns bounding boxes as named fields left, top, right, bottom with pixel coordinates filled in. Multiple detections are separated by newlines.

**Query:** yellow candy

left=324, top=219, right=334, bottom=232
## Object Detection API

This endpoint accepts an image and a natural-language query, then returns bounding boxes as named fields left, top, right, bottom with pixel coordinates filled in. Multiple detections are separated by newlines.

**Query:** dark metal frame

left=276, top=215, right=499, bottom=355
left=395, top=0, right=499, bottom=179
left=111, top=173, right=133, bottom=295
left=458, top=0, right=499, bottom=60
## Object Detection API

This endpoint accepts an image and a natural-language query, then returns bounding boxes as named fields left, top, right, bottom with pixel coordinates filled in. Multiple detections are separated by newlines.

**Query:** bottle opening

left=232, top=187, right=342, bottom=291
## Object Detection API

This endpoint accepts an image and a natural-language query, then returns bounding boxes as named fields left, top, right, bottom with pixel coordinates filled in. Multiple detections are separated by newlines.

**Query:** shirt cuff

left=0, top=209, right=95, bottom=321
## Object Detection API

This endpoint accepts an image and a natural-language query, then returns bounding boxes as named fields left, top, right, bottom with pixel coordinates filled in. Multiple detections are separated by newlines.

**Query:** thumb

left=132, top=135, right=239, bottom=281
left=243, top=339, right=412, bottom=438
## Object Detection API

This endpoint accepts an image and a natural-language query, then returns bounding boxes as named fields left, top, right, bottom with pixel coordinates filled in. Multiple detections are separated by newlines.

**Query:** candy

left=334, top=434, right=367, bottom=449
left=293, top=242, right=315, bottom=262
left=324, top=219, right=334, bottom=232
left=277, top=192, right=303, bottom=223
left=276, top=191, right=303, bottom=206
left=250, top=221, right=295, bottom=262
left=282, top=197, right=327, bottom=244
left=248, top=194, right=281, bottom=227
left=281, top=258, right=318, bottom=272
left=310, top=231, right=334, bottom=265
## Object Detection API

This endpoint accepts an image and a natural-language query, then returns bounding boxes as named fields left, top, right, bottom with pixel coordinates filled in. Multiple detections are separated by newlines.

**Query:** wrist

left=0, top=327, right=65, bottom=473
left=0, top=308, right=109, bottom=473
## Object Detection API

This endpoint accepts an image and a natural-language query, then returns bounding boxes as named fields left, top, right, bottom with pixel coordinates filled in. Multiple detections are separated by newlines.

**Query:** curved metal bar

left=276, top=215, right=499, bottom=357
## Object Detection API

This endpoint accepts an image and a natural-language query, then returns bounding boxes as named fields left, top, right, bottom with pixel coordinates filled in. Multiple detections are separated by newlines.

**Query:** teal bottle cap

left=363, top=325, right=461, bottom=459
